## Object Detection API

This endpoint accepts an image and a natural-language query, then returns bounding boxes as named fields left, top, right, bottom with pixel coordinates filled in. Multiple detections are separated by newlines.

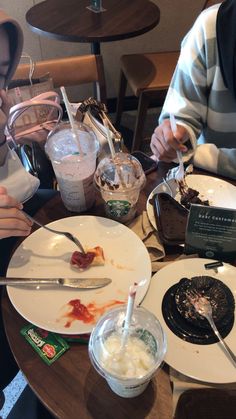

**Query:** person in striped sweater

left=151, top=0, right=236, bottom=180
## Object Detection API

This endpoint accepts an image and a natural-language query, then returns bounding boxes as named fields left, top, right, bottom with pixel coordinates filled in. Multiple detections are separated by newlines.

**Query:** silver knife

left=0, top=277, right=112, bottom=289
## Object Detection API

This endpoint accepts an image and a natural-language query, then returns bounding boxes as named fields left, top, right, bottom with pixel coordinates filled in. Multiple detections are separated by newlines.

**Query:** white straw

left=121, top=282, right=138, bottom=348
left=60, top=86, right=83, bottom=156
left=101, top=111, right=126, bottom=186
left=103, top=118, right=116, bottom=158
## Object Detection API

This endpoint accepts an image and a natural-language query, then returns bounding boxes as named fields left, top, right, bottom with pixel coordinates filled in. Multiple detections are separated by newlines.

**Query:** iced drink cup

left=88, top=306, right=167, bottom=398
left=94, top=152, right=146, bottom=223
left=45, top=121, right=99, bottom=212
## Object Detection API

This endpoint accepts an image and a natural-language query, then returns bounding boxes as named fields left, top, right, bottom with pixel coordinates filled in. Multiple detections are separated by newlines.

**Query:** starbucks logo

left=107, top=200, right=131, bottom=217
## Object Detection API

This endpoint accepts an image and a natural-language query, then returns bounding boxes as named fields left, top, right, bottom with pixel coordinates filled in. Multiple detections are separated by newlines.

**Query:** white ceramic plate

left=146, top=175, right=236, bottom=230
left=7, top=216, right=151, bottom=334
left=142, top=258, right=236, bottom=384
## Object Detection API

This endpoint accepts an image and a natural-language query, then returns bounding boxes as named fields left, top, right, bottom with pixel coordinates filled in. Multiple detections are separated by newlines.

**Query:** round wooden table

left=4, top=164, right=234, bottom=418
left=26, top=0, right=160, bottom=54
left=2, top=163, right=173, bottom=419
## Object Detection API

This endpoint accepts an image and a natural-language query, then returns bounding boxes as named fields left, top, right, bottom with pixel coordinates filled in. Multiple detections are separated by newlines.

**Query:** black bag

left=15, top=142, right=55, bottom=189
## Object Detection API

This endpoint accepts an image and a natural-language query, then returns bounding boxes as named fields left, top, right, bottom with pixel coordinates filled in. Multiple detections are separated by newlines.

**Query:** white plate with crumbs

left=7, top=216, right=151, bottom=335
left=142, top=258, right=236, bottom=384
left=146, top=175, right=236, bottom=230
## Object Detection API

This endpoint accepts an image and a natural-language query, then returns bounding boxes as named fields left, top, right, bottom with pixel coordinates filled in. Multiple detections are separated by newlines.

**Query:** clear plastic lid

left=94, top=152, right=146, bottom=192
left=45, top=120, right=99, bottom=162
left=88, top=306, right=167, bottom=381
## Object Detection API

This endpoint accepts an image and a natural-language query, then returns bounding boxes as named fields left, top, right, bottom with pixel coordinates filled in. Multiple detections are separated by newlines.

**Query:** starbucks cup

left=94, top=152, right=146, bottom=223
left=45, top=121, right=99, bottom=212
left=88, top=306, right=167, bottom=398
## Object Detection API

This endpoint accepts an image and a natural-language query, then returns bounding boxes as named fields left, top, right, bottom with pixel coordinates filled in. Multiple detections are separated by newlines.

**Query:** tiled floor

left=0, top=372, right=27, bottom=418
left=1, top=371, right=53, bottom=419
left=0, top=109, right=160, bottom=418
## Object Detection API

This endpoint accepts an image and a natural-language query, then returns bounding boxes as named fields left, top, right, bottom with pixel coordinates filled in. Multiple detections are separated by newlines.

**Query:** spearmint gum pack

left=21, top=324, right=70, bottom=365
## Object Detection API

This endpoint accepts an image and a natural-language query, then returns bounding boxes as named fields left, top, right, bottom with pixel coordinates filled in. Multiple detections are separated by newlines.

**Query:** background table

left=26, top=0, right=160, bottom=54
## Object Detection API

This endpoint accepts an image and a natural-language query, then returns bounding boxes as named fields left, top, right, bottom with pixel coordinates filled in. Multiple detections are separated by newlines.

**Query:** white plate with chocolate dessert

left=142, top=258, right=236, bottom=383
left=7, top=216, right=151, bottom=335
left=146, top=174, right=236, bottom=231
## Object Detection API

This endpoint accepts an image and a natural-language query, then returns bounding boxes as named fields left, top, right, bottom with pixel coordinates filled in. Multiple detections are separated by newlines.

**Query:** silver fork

left=169, top=113, right=185, bottom=182
left=189, top=292, right=236, bottom=368
left=22, top=211, right=86, bottom=254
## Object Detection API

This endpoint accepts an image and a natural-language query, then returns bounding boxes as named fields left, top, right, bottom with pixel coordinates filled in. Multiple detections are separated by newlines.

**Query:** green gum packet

left=21, top=324, right=70, bottom=365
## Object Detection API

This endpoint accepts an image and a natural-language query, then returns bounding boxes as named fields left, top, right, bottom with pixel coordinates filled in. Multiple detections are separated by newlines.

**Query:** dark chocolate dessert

left=178, top=180, right=209, bottom=209
left=153, top=192, right=189, bottom=245
left=175, top=276, right=235, bottom=330
left=162, top=275, right=235, bottom=344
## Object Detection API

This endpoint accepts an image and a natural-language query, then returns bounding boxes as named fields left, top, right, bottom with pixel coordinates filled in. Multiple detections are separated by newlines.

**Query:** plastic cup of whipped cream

left=94, top=152, right=146, bottom=223
left=88, top=305, right=167, bottom=398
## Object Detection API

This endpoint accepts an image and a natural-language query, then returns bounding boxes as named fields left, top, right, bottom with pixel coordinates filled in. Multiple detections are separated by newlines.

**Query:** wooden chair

left=12, top=54, right=107, bottom=104
left=10, top=55, right=107, bottom=190
left=115, top=0, right=220, bottom=152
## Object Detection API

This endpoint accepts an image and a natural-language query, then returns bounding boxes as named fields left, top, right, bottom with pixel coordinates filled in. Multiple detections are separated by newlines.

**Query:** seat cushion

left=121, top=51, right=179, bottom=96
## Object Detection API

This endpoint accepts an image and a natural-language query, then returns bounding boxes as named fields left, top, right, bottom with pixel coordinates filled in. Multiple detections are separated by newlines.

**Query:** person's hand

left=0, top=186, right=33, bottom=239
left=150, top=119, right=189, bottom=162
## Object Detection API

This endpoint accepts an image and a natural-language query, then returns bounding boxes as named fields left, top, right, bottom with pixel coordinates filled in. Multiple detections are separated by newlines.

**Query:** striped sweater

left=159, top=4, right=236, bottom=180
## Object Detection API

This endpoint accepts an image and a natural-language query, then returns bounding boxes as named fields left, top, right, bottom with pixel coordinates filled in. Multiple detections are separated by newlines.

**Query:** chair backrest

left=12, top=54, right=107, bottom=103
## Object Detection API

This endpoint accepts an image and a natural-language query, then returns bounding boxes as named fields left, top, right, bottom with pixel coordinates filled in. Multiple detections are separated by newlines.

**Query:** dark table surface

left=26, top=0, right=160, bottom=54
left=2, top=163, right=236, bottom=418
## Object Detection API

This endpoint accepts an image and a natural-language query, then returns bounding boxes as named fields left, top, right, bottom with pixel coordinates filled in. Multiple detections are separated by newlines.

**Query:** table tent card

left=185, top=204, right=236, bottom=263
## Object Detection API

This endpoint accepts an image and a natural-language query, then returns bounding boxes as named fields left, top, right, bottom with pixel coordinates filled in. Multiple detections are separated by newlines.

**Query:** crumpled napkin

left=128, top=211, right=165, bottom=272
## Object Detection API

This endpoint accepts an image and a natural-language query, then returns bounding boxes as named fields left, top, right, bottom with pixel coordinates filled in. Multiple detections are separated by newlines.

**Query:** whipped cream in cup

left=94, top=152, right=146, bottom=223
left=88, top=306, right=167, bottom=398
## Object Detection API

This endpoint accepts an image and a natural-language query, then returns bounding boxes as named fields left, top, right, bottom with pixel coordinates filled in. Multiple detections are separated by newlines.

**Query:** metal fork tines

left=188, top=292, right=236, bottom=368
left=22, top=211, right=86, bottom=254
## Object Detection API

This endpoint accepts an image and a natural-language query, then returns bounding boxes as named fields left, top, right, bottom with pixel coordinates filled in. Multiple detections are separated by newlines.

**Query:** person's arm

left=193, top=144, right=236, bottom=180
left=151, top=7, right=215, bottom=162
left=0, top=186, right=32, bottom=239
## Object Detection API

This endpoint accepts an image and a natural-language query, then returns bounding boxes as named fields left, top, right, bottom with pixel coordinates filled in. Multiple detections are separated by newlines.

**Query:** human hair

left=2, top=22, right=18, bottom=85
